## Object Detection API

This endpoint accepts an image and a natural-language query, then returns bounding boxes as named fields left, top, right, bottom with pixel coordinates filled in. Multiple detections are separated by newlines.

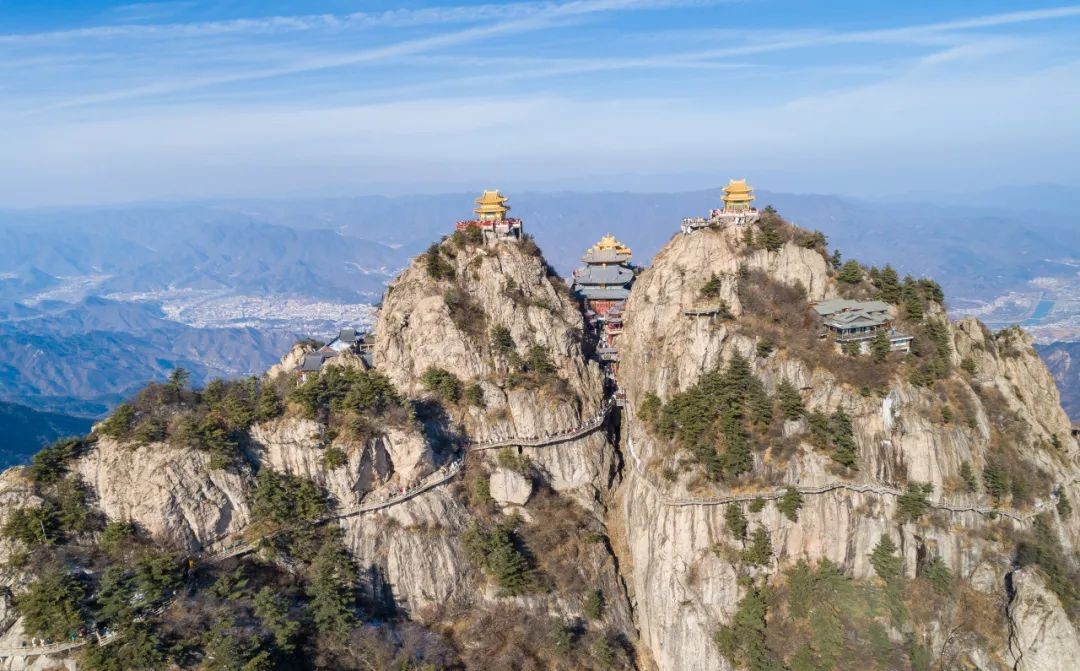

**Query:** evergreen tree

left=983, top=461, right=1009, bottom=502
left=922, top=555, right=952, bottom=595
left=760, top=222, right=783, bottom=252
left=829, top=250, right=842, bottom=269
left=876, top=265, right=901, bottom=303
left=870, top=331, right=891, bottom=362
left=829, top=408, right=858, bottom=468
left=778, top=487, right=803, bottom=521
left=905, top=295, right=925, bottom=322
left=254, top=586, right=301, bottom=653
left=725, top=504, right=748, bottom=541
left=776, top=379, right=804, bottom=420
left=700, top=273, right=723, bottom=299
left=869, top=535, right=901, bottom=583
left=1058, top=487, right=1073, bottom=518
left=742, top=527, right=773, bottom=566
left=306, top=537, right=359, bottom=641
left=959, top=461, right=978, bottom=493
left=837, top=260, right=863, bottom=284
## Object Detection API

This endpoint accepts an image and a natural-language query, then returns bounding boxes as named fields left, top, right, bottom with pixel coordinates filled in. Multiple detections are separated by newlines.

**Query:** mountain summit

left=1, top=189, right=1078, bottom=670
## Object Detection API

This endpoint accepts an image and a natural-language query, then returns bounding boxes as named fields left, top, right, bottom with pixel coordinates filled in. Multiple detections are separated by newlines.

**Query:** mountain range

left=0, top=184, right=1077, bottom=427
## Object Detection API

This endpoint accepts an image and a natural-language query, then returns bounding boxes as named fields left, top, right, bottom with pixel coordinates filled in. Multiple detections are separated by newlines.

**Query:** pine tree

left=870, top=331, right=891, bottom=362
left=742, top=527, right=773, bottom=566
left=830, top=250, right=842, bottom=269
left=877, top=265, right=901, bottom=303
left=725, top=505, right=748, bottom=541
left=760, top=222, right=782, bottom=252
left=983, top=461, right=1009, bottom=502
left=837, top=260, right=863, bottom=284
left=776, top=379, right=804, bottom=420
left=959, top=461, right=978, bottom=493
left=870, top=535, right=901, bottom=583
left=778, top=487, right=803, bottom=521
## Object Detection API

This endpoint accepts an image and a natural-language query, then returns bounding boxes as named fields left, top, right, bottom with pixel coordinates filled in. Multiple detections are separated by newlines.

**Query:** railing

left=621, top=402, right=1068, bottom=523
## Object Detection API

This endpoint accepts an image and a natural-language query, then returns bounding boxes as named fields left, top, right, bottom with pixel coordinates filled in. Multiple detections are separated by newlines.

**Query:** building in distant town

left=813, top=299, right=913, bottom=354
left=681, top=178, right=761, bottom=233
left=454, top=190, right=523, bottom=241
left=572, top=234, right=636, bottom=377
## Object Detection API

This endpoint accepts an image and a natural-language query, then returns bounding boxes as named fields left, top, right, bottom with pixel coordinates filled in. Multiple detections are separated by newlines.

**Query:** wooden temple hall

left=682, top=178, right=761, bottom=233
left=455, top=190, right=524, bottom=241
left=572, top=235, right=636, bottom=376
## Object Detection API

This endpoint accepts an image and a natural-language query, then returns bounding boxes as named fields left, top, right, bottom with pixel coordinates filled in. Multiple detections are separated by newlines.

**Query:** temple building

left=681, top=178, right=761, bottom=233
left=295, top=327, right=375, bottom=382
left=813, top=299, right=913, bottom=354
left=572, top=234, right=636, bottom=376
left=455, top=189, right=523, bottom=241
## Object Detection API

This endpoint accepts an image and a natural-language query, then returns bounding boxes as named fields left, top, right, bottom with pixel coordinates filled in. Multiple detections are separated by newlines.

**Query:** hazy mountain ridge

left=0, top=400, right=92, bottom=469
left=1039, top=341, right=1080, bottom=420
left=0, top=186, right=1076, bottom=432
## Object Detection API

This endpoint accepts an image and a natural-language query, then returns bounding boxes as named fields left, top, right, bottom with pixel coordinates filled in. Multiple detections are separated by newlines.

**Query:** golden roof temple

left=588, top=234, right=632, bottom=259
left=721, top=178, right=755, bottom=212
left=474, top=189, right=510, bottom=221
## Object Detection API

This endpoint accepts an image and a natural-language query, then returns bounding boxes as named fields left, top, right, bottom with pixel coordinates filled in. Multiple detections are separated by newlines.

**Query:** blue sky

left=1, top=1, right=1079, bottom=206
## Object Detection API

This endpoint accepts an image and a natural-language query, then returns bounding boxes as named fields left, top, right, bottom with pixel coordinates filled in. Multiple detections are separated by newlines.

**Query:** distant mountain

left=0, top=187, right=1075, bottom=417
left=216, top=189, right=1080, bottom=304
left=0, top=400, right=92, bottom=469
left=0, top=298, right=298, bottom=415
left=1038, top=341, right=1080, bottom=421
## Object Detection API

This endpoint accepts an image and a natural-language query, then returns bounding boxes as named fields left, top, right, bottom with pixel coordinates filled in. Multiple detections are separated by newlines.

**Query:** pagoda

left=572, top=234, right=636, bottom=374
left=681, top=178, right=760, bottom=233
left=455, top=189, right=523, bottom=241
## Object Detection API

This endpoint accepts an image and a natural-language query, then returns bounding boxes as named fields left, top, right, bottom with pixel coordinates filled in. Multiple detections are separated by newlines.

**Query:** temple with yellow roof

left=681, top=178, right=761, bottom=233
left=572, top=234, right=637, bottom=374
left=455, top=189, right=523, bottom=240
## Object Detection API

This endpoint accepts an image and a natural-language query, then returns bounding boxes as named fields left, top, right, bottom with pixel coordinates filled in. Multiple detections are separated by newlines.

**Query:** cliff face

left=614, top=223, right=1080, bottom=670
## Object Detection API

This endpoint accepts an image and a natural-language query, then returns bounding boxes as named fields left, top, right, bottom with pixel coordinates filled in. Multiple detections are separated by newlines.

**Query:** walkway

left=209, top=399, right=616, bottom=560
left=622, top=404, right=1070, bottom=524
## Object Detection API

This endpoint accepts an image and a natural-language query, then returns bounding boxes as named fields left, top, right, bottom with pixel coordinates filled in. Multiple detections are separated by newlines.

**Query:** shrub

left=960, top=357, right=978, bottom=376
left=99, top=520, right=136, bottom=557
left=525, top=345, right=557, bottom=377
left=748, top=497, right=766, bottom=513
left=445, top=285, right=487, bottom=341
left=778, top=487, right=803, bottom=521
left=424, top=243, right=455, bottom=281
left=421, top=367, right=462, bottom=403
left=639, top=392, right=662, bottom=426
left=700, top=273, right=722, bottom=299
left=323, top=446, right=347, bottom=470
left=490, top=325, right=515, bottom=356
left=755, top=339, right=774, bottom=358
left=464, top=383, right=485, bottom=407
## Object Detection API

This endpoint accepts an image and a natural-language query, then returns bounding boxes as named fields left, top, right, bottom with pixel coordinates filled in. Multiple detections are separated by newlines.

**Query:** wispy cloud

left=0, top=1, right=1077, bottom=205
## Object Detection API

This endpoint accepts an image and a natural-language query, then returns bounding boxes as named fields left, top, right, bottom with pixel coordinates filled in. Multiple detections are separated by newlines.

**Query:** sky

left=1, top=0, right=1079, bottom=206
